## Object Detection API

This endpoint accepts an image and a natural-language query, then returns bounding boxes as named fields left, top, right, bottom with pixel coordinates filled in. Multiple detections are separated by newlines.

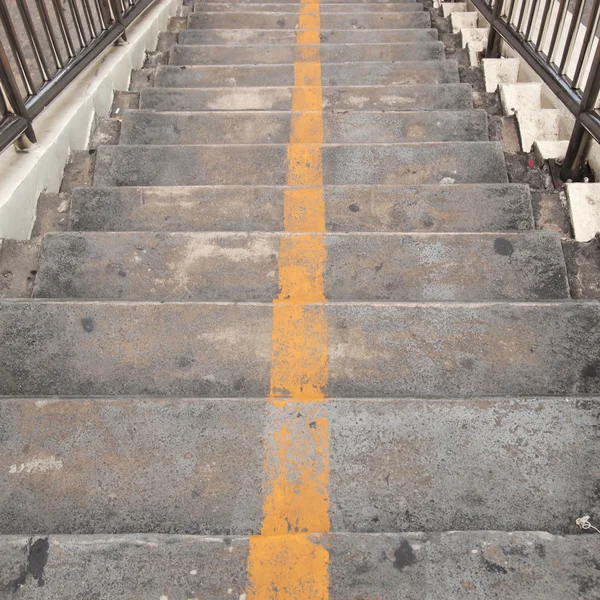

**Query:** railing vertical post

left=486, top=0, right=504, bottom=58
left=560, top=32, right=600, bottom=181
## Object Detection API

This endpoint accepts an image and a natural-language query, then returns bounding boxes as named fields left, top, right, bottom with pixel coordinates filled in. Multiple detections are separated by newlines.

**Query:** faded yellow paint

left=247, top=534, right=329, bottom=600
left=269, top=304, right=328, bottom=400
left=246, top=0, right=331, bottom=594
left=261, top=414, right=330, bottom=534
left=283, top=189, right=325, bottom=232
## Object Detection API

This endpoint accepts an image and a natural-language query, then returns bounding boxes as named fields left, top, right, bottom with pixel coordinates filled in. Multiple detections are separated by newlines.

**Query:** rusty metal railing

left=472, top=0, right=600, bottom=180
left=0, top=0, right=155, bottom=154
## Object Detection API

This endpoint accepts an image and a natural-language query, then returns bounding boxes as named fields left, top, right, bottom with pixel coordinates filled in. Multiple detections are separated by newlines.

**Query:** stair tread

left=0, top=397, right=598, bottom=535
left=119, top=109, right=489, bottom=145
left=69, top=184, right=534, bottom=232
left=2, top=531, right=598, bottom=598
left=187, top=11, right=432, bottom=28
left=1, top=300, right=599, bottom=397
left=34, top=231, right=568, bottom=301
left=139, top=84, right=474, bottom=111
left=168, top=41, right=445, bottom=65
left=93, top=142, right=507, bottom=186
left=154, top=61, right=460, bottom=87
left=193, top=2, right=426, bottom=10
left=178, top=27, right=439, bottom=44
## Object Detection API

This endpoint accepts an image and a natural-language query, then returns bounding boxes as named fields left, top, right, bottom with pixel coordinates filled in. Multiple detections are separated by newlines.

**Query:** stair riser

left=192, top=3, right=425, bottom=11
left=169, top=42, right=445, bottom=65
left=93, top=143, right=507, bottom=187
left=178, top=28, right=438, bottom=44
left=139, top=84, right=474, bottom=111
left=155, top=61, right=460, bottom=87
left=187, top=12, right=431, bottom=28
left=119, top=110, right=489, bottom=145
left=1, top=302, right=599, bottom=397
left=0, top=398, right=597, bottom=535
left=34, top=232, right=568, bottom=301
left=69, top=185, right=533, bottom=233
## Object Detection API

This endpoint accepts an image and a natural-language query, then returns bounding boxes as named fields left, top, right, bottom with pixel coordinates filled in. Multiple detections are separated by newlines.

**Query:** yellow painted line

left=246, top=0, right=330, bottom=594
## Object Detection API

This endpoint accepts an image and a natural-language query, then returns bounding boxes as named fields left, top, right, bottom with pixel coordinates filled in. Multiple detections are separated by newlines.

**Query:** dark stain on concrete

left=582, top=363, right=598, bottom=379
left=28, top=538, right=49, bottom=587
left=81, top=317, right=95, bottom=333
left=484, top=558, right=508, bottom=575
left=276, top=18, right=285, bottom=26
left=349, top=204, right=360, bottom=212
left=4, top=537, right=50, bottom=592
left=393, top=540, right=417, bottom=571
left=494, top=238, right=514, bottom=256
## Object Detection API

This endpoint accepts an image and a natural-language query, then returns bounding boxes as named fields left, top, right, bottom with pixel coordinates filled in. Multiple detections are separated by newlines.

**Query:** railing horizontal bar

left=0, top=114, right=30, bottom=154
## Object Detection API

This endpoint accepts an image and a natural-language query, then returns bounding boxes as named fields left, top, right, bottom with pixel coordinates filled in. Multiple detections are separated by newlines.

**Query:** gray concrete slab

left=169, top=42, right=445, bottom=65
left=93, top=142, right=507, bottom=187
left=0, top=397, right=598, bottom=535
left=1, top=532, right=599, bottom=598
left=1, top=301, right=599, bottom=397
left=178, top=27, right=438, bottom=44
left=69, top=184, right=533, bottom=233
left=187, top=12, right=431, bottom=28
left=34, top=232, right=568, bottom=301
left=154, top=61, right=460, bottom=87
left=139, top=84, right=474, bottom=111
left=193, top=2, right=425, bottom=10
left=118, top=110, right=488, bottom=145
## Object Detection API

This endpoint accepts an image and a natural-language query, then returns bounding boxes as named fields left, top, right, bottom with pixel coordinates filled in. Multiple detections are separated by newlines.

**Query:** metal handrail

left=472, top=0, right=600, bottom=180
left=0, top=0, right=155, bottom=154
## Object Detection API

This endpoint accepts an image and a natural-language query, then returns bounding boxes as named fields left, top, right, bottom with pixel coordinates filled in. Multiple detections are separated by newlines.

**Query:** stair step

left=139, top=84, right=474, bottom=111
left=169, top=42, right=445, bottom=65
left=178, top=27, right=439, bottom=44
left=499, top=82, right=543, bottom=115
left=0, top=397, right=598, bottom=534
left=198, top=0, right=422, bottom=3
left=69, top=184, right=534, bottom=233
left=187, top=11, right=431, bottom=28
left=193, top=2, right=425, bottom=11
left=93, top=142, right=507, bottom=187
left=516, top=109, right=560, bottom=152
left=34, top=232, right=567, bottom=301
left=119, top=110, right=489, bottom=145
left=3, top=532, right=598, bottom=597
left=154, top=60, right=459, bottom=87
left=1, top=301, right=599, bottom=397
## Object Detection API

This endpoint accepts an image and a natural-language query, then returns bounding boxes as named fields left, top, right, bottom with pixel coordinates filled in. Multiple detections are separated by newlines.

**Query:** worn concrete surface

left=119, top=109, right=488, bottom=145
left=169, top=42, right=445, bottom=65
left=178, top=27, right=439, bottom=44
left=31, top=193, right=71, bottom=236
left=0, top=241, right=40, bottom=299
left=193, top=2, right=426, bottom=11
left=1, top=301, right=600, bottom=396
left=154, top=61, right=459, bottom=87
left=140, top=84, right=473, bottom=111
left=188, top=12, right=432, bottom=28
left=1, top=532, right=599, bottom=598
left=93, top=142, right=507, bottom=186
left=563, top=238, right=600, bottom=300
left=34, top=231, right=568, bottom=301
left=69, top=184, right=533, bottom=232
left=0, top=397, right=598, bottom=535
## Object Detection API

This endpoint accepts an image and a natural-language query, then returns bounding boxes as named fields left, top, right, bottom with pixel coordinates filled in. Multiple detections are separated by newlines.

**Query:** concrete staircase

left=1, top=0, right=600, bottom=597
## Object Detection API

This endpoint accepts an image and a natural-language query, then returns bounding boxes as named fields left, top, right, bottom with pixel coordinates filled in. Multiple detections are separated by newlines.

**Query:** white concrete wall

left=0, top=0, right=181, bottom=241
